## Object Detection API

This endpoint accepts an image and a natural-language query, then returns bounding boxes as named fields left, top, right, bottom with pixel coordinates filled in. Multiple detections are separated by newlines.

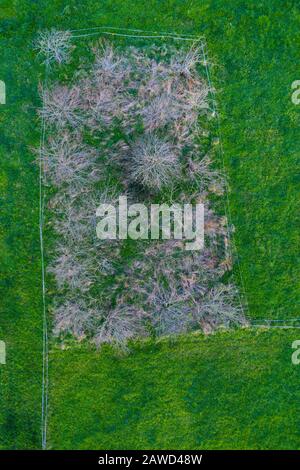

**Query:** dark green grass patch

left=48, top=329, right=300, bottom=450
left=0, top=27, right=44, bottom=448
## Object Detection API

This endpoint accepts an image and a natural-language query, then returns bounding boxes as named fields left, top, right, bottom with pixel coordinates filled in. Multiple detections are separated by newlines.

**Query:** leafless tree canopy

left=94, top=303, right=149, bottom=349
left=129, top=134, right=180, bottom=190
left=40, top=132, right=97, bottom=187
left=35, top=29, right=72, bottom=66
left=40, top=85, right=82, bottom=128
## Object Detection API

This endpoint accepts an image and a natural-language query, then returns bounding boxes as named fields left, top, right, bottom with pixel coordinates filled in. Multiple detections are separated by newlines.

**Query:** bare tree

left=35, top=29, right=72, bottom=66
left=141, top=81, right=210, bottom=135
left=134, top=45, right=210, bottom=140
left=39, top=84, right=83, bottom=128
left=94, top=302, right=149, bottom=348
left=53, top=298, right=99, bottom=339
left=93, top=42, right=131, bottom=84
left=169, top=46, right=203, bottom=78
left=146, top=279, right=192, bottom=336
left=51, top=184, right=121, bottom=253
left=129, top=134, right=180, bottom=190
left=48, top=244, right=96, bottom=292
left=195, top=284, right=247, bottom=333
left=41, top=132, right=97, bottom=187
left=187, top=155, right=225, bottom=194
left=81, top=43, right=138, bottom=132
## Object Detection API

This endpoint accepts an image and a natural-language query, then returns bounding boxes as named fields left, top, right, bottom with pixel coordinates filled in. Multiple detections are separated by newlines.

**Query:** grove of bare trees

left=36, top=33, right=247, bottom=348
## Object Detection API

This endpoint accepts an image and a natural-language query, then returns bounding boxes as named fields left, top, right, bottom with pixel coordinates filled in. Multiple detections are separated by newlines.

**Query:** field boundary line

left=39, top=62, right=49, bottom=451
left=71, top=32, right=201, bottom=41
left=69, top=25, right=200, bottom=38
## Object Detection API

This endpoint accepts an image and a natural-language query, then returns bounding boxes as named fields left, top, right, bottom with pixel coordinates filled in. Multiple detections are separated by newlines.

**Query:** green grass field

left=48, top=329, right=300, bottom=450
left=0, top=0, right=299, bottom=450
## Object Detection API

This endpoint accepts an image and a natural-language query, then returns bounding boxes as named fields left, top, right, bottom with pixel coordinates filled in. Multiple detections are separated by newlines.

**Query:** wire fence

left=39, top=64, right=49, bottom=450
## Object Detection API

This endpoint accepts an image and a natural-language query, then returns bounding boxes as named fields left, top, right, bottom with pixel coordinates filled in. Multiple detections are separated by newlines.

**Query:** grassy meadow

left=49, top=329, right=300, bottom=450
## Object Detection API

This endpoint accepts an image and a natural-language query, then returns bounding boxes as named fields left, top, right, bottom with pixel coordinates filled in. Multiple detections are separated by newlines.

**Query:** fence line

left=69, top=25, right=200, bottom=38
left=39, top=64, right=49, bottom=451
left=71, top=31, right=199, bottom=41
